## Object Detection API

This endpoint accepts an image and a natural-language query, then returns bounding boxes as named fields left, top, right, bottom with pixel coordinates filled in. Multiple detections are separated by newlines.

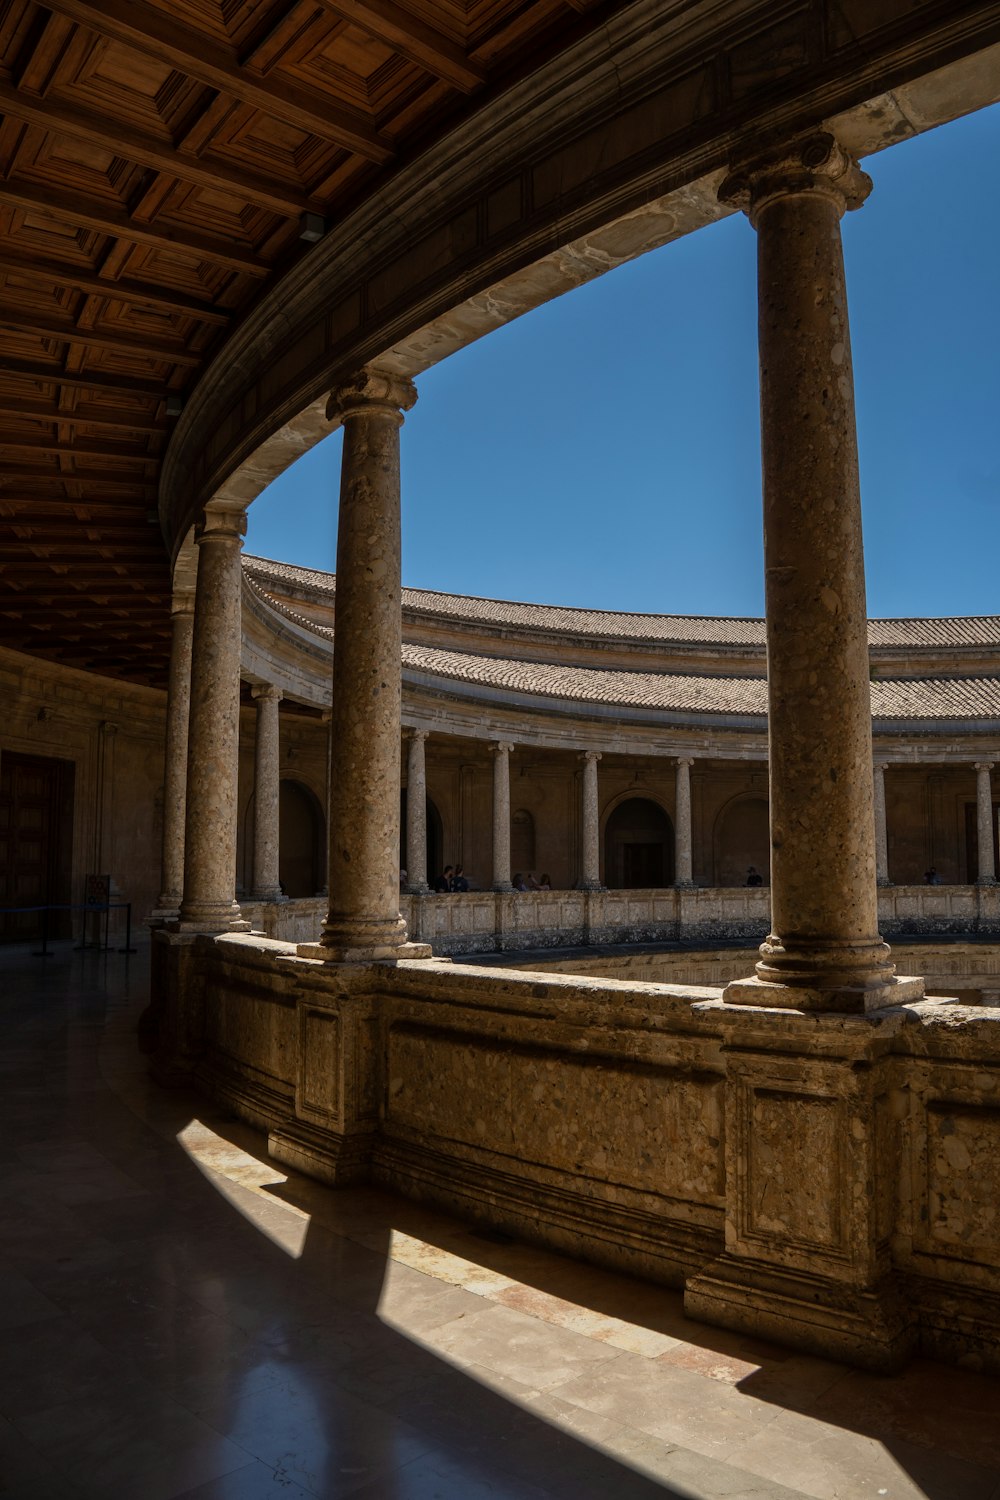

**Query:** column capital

left=170, top=588, right=196, bottom=619
left=491, top=740, right=514, bottom=756
left=326, top=366, right=417, bottom=424
left=719, top=132, right=871, bottom=227
left=676, top=755, right=694, bottom=769
left=251, top=683, right=283, bottom=704
left=197, top=502, right=246, bottom=544
left=975, top=761, right=995, bottom=773
left=873, top=760, right=889, bottom=772
left=407, top=727, right=429, bottom=743
left=578, top=749, right=602, bottom=765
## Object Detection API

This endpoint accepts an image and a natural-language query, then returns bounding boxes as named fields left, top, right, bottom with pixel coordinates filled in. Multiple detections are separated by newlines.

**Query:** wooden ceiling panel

left=0, top=0, right=621, bottom=685
left=57, top=35, right=181, bottom=136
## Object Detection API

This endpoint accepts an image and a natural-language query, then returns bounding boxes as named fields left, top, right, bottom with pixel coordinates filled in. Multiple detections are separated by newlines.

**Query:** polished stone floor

left=2, top=942, right=1000, bottom=1500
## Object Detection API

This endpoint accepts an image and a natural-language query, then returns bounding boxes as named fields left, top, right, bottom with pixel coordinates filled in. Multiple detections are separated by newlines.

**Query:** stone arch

left=279, top=777, right=325, bottom=897
left=713, top=794, right=770, bottom=887
left=603, top=795, right=673, bottom=890
left=398, top=789, right=444, bottom=887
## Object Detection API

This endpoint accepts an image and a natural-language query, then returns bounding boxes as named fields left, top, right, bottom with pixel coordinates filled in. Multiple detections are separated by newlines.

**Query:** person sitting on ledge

left=434, top=864, right=454, bottom=892
left=512, top=873, right=529, bottom=892
left=924, top=866, right=942, bottom=885
left=746, top=865, right=763, bottom=887
left=452, top=864, right=469, bottom=892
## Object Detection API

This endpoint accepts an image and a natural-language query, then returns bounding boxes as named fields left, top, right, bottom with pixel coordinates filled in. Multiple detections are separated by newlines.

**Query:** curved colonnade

left=150, top=9, right=1000, bottom=1375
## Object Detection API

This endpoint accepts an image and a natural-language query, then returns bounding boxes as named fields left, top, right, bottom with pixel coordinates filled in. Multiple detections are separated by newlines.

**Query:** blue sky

left=246, top=102, right=1000, bottom=621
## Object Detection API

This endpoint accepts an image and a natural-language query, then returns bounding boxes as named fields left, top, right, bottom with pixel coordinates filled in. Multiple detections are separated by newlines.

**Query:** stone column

left=719, top=134, right=919, bottom=1012
left=675, top=756, right=694, bottom=887
left=491, top=742, right=514, bottom=891
left=305, top=369, right=426, bottom=962
left=873, top=761, right=890, bottom=886
left=179, top=504, right=249, bottom=932
left=250, top=684, right=284, bottom=902
left=975, top=761, right=996, bottom=884
left=153, top=590, right=195, bottom=920
left=405, top=730, right=430, bottom=893
left=578, top=750, right=602, bottom=889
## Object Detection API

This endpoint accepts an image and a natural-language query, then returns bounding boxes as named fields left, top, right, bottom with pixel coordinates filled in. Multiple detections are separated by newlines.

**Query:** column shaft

left=873, top=762, right=890, bottom=886
left=492, top=743, right=513, bottom=891
left=720, top=136, right=914, bottom=1011
left=179, top=505, right=248, bottom=932
left=976, top=762, right=996, bottom=884
left=578, top=750, right=602, bottom=889
left=405, top=730, right=430, bottom=893
left=251, top=685, right=283, bottom=901
left=155, top=593, right=194, bottom=917
left=317, top=371, right=417, bottom=959
left=675, top=757, right=694, bottom=886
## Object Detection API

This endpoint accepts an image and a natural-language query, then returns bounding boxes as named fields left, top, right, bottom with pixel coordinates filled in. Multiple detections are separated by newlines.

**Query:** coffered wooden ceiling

left=0, top=0, right=611, bottom=686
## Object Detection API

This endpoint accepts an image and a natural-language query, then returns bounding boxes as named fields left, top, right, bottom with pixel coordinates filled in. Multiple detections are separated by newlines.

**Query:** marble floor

left=2, top=943, right=1000, bottom=1500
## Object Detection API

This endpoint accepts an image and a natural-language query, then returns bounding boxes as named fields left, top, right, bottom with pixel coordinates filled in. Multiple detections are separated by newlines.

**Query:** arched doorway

left=713, top=795, right=770, bottom=887
left=279, top=779, right=325, bottom=896
left=511, top=808, right=535, bottom=881
left=604, top=798, right=673, bottom=889
left=398, top=790, right=443, bottom=886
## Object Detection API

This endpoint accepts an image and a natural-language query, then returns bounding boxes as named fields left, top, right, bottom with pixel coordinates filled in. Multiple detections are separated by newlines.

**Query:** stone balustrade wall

left=245, top=885, right=1000, bottom=955
left=155, top=927, right=1000, bottom=1372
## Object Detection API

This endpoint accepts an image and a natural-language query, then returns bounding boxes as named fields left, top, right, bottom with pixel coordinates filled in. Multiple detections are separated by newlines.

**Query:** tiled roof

left=405, top=646, right=1000, bottom=721
left=243, top=556, right=1000, bottom=651
left=403, top=645, right=768, bottom=715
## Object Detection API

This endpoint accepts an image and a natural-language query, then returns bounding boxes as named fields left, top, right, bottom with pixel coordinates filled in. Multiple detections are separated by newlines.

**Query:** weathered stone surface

left=312, top=369, right=416, bottom=962
left=179, top=504, right=249, bottom=934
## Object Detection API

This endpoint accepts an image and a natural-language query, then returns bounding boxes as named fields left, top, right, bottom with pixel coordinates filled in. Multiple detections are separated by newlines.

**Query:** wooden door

left=0, top=754, right=74, bottom=941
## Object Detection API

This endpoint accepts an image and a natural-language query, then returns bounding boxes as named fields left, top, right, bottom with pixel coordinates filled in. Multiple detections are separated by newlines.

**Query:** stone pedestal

left=301, top=369, right=429, bottom=964
left=577, top=749, right=603, bottom=890
left=250, top=684, right=284, bottom=902
left=151, top=589, right=194, bottom=923
left=685, top=999, right=916, bottom=1371
left=492, top=741, right=513, bottom=891
left=178, top=504, right=250, bottom=934
left=718, top=134, right=920, bottom=1016
left=675, top=756, right=694, bottom=887
left=404, top=730, right=430, bottom=894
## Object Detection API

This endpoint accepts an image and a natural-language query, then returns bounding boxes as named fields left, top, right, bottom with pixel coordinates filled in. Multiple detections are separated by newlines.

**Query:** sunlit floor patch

left=174, top=1118, right=311, bottom=1258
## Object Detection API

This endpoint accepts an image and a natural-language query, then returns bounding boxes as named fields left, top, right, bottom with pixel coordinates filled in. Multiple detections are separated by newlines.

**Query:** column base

left=176, top=897, right=249, bottom=933
left=147, top=904, right=180, bottom=927
left=250, top=889, right=287, bottom=903
left=297, top=939, right=433, bottom=964
left=404, top=883, right=430, bottom=895
left=177, top=915, right=252, bottom=934
left=576, top=880, right=604, bottom=892
left=684, top=1254, right=916, bottom=1373
left=722, top=972, right=925, bottom=1014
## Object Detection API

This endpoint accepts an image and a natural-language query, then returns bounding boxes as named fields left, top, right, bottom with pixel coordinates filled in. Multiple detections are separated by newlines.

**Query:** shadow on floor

left=1, top=939, right=998, bottom=1500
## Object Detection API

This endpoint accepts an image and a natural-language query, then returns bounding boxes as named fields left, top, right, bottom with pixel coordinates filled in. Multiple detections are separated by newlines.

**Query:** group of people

left=512, top=873, right=552, bottom=891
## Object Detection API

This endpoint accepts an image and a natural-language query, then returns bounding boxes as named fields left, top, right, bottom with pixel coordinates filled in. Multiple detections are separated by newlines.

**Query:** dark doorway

left=604, top=798, right=673, bottom=889
left=0, top=752, right=75, bottom=941
left=279, top=779, right=324, bottom=897
left=399, top=791, right=443, bottom=887
left=714, top=795, right=770, bottom=887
